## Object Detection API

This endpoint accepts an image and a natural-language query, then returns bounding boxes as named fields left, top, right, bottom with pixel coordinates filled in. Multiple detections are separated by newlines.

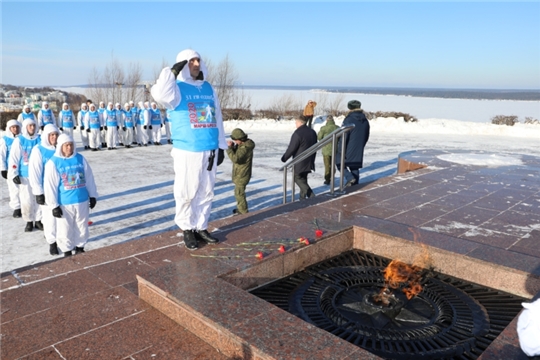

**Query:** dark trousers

left=305, top=115, right=314, bottom=128
left=339, top=166, right=360, bottom=184
left=323, top=155, right=332, bottom=183
left=294, top=172, right=315, bottom=200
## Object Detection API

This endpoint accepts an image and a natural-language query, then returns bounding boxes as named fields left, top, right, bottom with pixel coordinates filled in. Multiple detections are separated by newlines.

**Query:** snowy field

left=2, top=94, right=540, bottom=273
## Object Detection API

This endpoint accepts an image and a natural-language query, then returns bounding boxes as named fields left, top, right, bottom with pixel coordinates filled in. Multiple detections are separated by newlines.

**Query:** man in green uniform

left=317, top=115, right=339, bottom=185
left=226, top=128, right=255, bottom=215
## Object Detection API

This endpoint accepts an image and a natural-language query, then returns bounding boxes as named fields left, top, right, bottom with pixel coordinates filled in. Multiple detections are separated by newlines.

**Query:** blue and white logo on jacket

left=169, top=81, right=218, bottom=152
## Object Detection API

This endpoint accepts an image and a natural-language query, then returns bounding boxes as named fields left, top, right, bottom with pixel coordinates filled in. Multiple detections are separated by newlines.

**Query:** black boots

left=34, top=220, right=44, bottom=231
left=25, top=222, right=34, bottom=232
left=195, top=230, right=219, bottom=244
left=49, top=242, right=59, bottom=255
left=183, top=230, right=198, bottom=250
left=75, top=247, right=85, bottom=254
left=13, top=209, right=22, bottom=218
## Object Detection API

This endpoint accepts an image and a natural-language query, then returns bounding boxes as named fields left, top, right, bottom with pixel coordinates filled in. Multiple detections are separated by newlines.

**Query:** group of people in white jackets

left=1, top=118, right=98, bottom=256
left=16, top=100, right=173, bottom=151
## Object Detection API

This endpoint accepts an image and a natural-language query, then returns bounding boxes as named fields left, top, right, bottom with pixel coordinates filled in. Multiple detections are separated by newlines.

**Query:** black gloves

left=52, top=206, right=63, bottom=218
left=217, top=149, right=225, bottom=166
left=59, top=127, right=63, bottom=131
left=122, top=127, right=126, bottom=131
left=171, top=60, right=187, bottom=77
left=80, top=126, right=84, bottom=130
left=13, top=176, right=21, bottom=185
left=104, top=126, right=108, bottom=131
left=86, top=128, right=91, bottom=133
left=100, top=126, right=103, bottom=131
left=117, top=126, right=119, bottom=130
left=149, top=125, right=153, bottom=130
left=1, top=170, right=6, bottom=179
left=40, top=126, right=44, bottom=131
left=143, top=125, right=147, bottom=130
left=89, top=197, right=97, bottom=209
left=160, top=124, right=163, bottom=128
left=36, top=194, right=45, bottom=205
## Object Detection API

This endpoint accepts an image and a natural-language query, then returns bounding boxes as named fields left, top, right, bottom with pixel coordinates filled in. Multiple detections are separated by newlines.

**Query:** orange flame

left=374, top=245, right=432, bottom=304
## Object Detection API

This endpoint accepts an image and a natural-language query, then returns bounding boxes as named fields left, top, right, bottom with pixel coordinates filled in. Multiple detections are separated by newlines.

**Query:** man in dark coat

left=281, top=116, right=317, bottom=200
left=336, top=100, right=370, bottom=186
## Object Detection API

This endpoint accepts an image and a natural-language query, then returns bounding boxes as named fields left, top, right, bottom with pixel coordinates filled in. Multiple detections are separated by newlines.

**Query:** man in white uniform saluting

left=151, top=49, right=226, bottom=250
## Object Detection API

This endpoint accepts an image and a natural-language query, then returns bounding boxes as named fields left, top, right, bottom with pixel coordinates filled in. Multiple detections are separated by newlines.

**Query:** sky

left=2, top=1, right=540, bottom=89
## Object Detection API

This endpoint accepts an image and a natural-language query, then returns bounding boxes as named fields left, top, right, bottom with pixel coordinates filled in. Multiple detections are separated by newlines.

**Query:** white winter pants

left=124, top=127, right=134, bottom=146
left=172, top=148, right=217, bottom=231
left=80, top=127, right=89, bottom=147
left=151, top=126, right=162, bottom=143
left=100, top=128, right=107, bottom=144
left=62, top=127, right=74, bottom=138
left=146, top=125, right=153, bottom=142
left=106, top=126, right=118, bottom=148
left=118, top=127, right=125, bottom=145
left=56, top=202, right=89, bottom=252
left=19, top=177, right=41, bottom=222
left=41, top=203, right=56, bottom=244
left=89, top=129, right=101, bottom=149
left=137, top=125, right=148, bottom=145
left=6, top=178, right=21, bottom=210
left=165, top=122, right=171, bottom=140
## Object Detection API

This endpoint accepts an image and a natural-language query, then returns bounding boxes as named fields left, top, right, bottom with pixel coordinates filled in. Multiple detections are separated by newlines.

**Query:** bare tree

left=326, top=93, right=345, bottom=116
left=268, top=93, right=303, bottom=115
left=87, top=54, right=145, bottom=106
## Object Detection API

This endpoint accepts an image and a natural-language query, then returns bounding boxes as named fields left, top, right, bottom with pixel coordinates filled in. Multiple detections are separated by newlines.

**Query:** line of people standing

left=1, top=118, right=98, bottom=256
left=17, top=100, right=174, bottom=151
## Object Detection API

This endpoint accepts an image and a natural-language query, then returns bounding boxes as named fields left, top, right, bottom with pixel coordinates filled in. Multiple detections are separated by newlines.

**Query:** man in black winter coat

left=336, top=100, right=370, bottom=186
left=281, top=116, right=317, bottom=200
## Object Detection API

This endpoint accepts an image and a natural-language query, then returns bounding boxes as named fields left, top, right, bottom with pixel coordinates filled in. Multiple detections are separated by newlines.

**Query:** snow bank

left=222, top=116, right=540, bottom=139
left=437, top=153, right=524, bottom=167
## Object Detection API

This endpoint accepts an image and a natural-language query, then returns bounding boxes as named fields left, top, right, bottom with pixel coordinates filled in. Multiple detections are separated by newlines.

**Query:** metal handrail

left=280, top=124, right=355, bottom=204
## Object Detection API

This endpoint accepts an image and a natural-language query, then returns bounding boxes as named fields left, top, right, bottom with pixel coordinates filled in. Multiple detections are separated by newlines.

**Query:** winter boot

left=183, top=230, right=198, bottom=251
left=13, top=209, right=22, bottom=218
left=34, top=220, right=44, bottom=231
left=74, top=246, right=85, bottom=254
left=49, top=242, right=60, bottom=255
left=64, top=251, right=72, bottom=257
left=24, top=222, right=34, bottom=232
left=195, top=230, right=219, bottom=244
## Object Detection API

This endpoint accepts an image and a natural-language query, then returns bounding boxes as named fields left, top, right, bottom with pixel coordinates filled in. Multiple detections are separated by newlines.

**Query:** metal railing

left=280, top=124, right=355, bottom=204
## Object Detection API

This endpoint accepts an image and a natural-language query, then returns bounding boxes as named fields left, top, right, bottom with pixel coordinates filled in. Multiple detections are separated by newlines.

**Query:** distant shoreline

left=240, top=85, right=540, bottom=101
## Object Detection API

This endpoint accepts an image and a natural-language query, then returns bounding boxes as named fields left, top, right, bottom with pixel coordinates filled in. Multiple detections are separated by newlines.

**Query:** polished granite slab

left=1, top=149, right=539, bottom=359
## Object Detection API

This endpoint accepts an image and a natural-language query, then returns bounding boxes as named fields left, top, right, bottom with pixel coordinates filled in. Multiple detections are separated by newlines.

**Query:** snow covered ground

left=2, top=98, right=540, bottom=273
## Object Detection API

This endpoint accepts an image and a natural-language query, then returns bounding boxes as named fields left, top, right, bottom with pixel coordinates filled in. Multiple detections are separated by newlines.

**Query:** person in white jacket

left=17, top=104, right=37, bottom=124
left=144, top=101, right=153, bottom=143
left=129, top=100, right=139, bottom=145
left=8, top=118, right=42, bottom=232
left=58, top=103, right=76, bottom=137
left=103, top=102, right=119, bottom=150
left=1, top=119, right=22, bottom=218
left=37, top=101, right=56, bottom=131
left=151, top=48, right=226, bottom=250
left=115, top=103, right=126, bottom=146
left=28, top=124, right=60, bottom=255
left=84, top=103, right=104, bottom=151
left=44, top=134, right=97, bottom=256
left=149, top=102, right=163, bottom=145
left=78, top=103, right=90, bottom=149
left=122, top=102, right=135, bottom=148
left=137, top=101, right=150, bottom=146
left=98, top=101, right=107, bottom=148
